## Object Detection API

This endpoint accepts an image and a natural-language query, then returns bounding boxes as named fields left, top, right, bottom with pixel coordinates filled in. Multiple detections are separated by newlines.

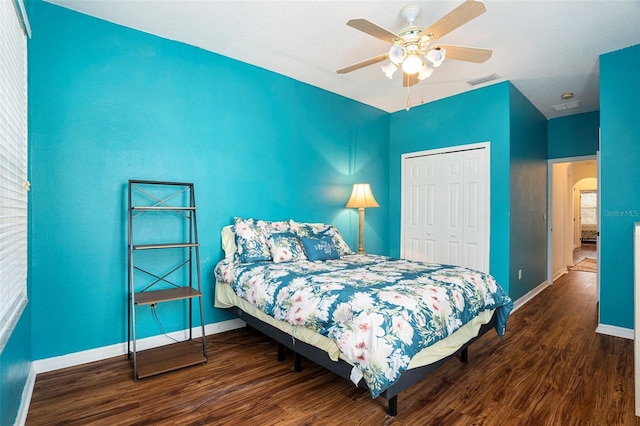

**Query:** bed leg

left=277, top=343, right=285, bottom=362
left=460, top=347, right=468, bottom=364
left=388, top=395, right=398, bottom=416
left=294, top=352, right=302, bottom=372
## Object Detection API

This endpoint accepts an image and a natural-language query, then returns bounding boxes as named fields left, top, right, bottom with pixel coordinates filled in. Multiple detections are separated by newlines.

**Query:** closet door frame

left=400, top=142, right=491, bottom=271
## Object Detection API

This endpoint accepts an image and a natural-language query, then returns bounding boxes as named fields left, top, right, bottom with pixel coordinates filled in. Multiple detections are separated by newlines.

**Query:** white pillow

left=221, top=225, right=237, bottom=259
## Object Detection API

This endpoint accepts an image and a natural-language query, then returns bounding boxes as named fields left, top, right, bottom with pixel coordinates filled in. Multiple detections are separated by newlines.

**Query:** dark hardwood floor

left=574, top=243, right=597, bottom=264
left=27, top=266, right=638, bottom=425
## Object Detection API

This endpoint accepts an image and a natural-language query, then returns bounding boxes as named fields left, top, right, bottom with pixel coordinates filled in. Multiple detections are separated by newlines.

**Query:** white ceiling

left=46, top=0, right=640, bottom=118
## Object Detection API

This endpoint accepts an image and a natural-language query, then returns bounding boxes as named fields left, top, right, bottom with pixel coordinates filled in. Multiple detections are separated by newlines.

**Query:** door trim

left=546, top=154, right=598, bottom=287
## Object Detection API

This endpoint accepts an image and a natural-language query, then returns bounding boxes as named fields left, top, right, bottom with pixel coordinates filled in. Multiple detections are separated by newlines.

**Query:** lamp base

left=358, top=207, right=365, bottom=254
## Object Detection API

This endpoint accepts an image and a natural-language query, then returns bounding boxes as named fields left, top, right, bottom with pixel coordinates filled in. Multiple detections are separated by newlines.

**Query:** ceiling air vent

left=467, top=73, right=499, bottom=86
left=551, top=100, right=582, bottom=111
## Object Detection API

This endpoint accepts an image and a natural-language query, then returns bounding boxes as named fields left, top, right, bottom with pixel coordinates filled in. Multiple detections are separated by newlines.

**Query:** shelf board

left=133, top=242, right=198, bottom=250
left=131, top=206, right=195, bottom=211
left=135, top=287, right=202, bottom=305
left=135, top=340, right=207, bottom=379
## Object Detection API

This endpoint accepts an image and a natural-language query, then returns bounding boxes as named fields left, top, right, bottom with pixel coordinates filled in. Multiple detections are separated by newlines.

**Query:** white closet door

left=461, top=149, right=488, bottom=271
left=440, top=151, right=464, bottom=266
left=402, top=145, right=489, bottom=272
left=404, top=155, right=438, bottom=262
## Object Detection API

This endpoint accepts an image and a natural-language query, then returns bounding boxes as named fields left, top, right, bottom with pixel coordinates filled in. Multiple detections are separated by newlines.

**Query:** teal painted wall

left=599, top=44, right=640, bottom=329
left=508, top=85, right=548, bottom=300
left=0, top=308, right=31, bottom=426
left=28, top=2, right=389, bottom=360
left=8, top=2, right=640, bottom=423
left=548, top=111, right=600, bottom=159
left=388, top=82, right=512, bottom=293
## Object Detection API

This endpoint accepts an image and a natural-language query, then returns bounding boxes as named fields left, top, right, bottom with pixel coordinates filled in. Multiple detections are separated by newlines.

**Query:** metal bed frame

left=226, top=305, right=497, bottom=416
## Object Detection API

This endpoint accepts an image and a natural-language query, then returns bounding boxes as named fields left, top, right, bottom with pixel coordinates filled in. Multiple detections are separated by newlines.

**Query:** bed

left=581, top=224, right=597, bottom=243
left=214, top=218, right=513, bottom=415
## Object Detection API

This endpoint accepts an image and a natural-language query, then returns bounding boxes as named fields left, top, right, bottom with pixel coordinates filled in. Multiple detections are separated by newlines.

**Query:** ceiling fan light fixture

left=420, top=33, right=433, bottom=44
left=338, top=2, right=492, bottom=94
left=388, top=44, right=407, bottom=64
left=381, top=62, right=398, bottom=79
left=426, top=48, right=446, bottom=67
left=402, top=53, right=423, bottom=75
left=417, top=63, right=433, bottom=80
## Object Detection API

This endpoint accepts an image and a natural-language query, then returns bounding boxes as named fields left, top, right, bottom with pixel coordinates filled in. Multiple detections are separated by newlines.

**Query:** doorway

left=578, top=189, right=597, bottom=246
left=547, top=157, right=599, bottom=289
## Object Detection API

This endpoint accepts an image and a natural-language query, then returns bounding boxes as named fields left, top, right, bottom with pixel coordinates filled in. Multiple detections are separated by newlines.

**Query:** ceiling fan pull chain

left=406, top=85, right=412, bottom=111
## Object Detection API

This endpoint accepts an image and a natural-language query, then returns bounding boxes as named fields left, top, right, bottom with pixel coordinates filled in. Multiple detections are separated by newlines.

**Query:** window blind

left=0, top=0, right=29, bottom=352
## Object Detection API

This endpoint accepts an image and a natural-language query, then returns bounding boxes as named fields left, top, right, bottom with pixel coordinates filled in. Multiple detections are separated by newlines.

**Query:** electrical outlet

left=518, top=269, right=522, bottom=280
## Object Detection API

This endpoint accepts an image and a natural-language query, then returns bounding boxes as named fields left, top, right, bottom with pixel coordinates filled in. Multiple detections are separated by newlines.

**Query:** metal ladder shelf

left=127, top=180, right=207, bottom=380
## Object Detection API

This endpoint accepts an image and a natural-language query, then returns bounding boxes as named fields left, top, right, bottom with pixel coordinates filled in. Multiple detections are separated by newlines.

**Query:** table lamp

left=346, top=183, right=379, bottom=254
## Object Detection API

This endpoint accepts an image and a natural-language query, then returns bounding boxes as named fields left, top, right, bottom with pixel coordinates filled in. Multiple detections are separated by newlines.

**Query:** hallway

left=573, top=243, right=597, bottom=265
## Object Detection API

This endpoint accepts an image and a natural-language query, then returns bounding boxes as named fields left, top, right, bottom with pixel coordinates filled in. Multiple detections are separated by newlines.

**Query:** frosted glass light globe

left=388, top=44, right=407, bottom=64
left=381, top=62, right=398, bottom=79
left=402, top=54, right=423, bottom=75
left=418, top=64, right=433, bottom=80
left=426, top=48, right=446, bottom=67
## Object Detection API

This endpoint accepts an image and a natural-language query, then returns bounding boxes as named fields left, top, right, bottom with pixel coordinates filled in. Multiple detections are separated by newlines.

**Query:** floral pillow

left=255, top=219, right=290, bottom=235
left=301, top=235, right=340, bottom=261
left=233, top=219, right=271, bottom=263
left=267, top=232, right=307, bottom=263
left=233, top=218, right=292, bottom=263
left=316, top=225, right=353, bottom=256
left=290, top=220, right=353, bottom=256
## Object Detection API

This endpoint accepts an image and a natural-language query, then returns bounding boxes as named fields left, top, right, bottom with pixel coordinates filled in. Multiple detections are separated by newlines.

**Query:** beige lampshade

left=346, top=183, right=380, bottom=209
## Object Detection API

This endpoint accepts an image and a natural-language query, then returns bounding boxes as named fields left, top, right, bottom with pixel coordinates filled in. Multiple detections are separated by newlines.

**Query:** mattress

left=214, top=251, right=512, bottom=398
left=215, top=279, right=495, bottom=370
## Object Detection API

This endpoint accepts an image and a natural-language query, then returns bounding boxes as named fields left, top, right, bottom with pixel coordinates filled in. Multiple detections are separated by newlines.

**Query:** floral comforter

left=215, top=254, right=513, bottom=398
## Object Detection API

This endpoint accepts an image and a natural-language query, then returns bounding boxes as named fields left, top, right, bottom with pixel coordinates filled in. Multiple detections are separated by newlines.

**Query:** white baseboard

left=511, top=280, right=550, bottom=313
left=596, top=323, right=634, bottom=340
left=552, top=268, right=567, bottom=283
left=13, top=365, right=36, bottom=426
left=32, top=318, right=245, bottom=374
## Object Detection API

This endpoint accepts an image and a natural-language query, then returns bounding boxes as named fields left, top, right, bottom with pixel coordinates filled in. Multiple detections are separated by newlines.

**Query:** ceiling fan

left=337, top=0, right=492, bottom=87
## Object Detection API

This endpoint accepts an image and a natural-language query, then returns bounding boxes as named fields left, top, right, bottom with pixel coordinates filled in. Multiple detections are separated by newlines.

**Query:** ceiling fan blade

left=347, top=18, right=401, bottom=44
left=434, top=45, right=492, bottom=63
left=403, top=73, right=419, bottom=88
left=419, top=0, right=487, bottom=43
left=337, top=53, right=388, bottom=74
